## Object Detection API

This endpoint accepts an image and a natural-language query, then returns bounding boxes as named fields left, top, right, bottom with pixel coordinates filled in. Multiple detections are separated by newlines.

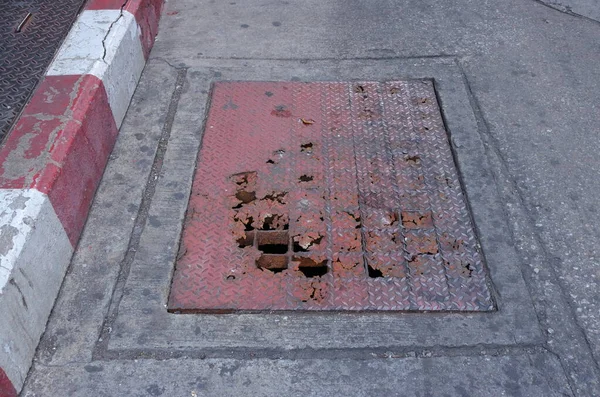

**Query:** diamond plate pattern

left=168, top=81, right=494, bottom=312
left=0, top=0, right=86, bottom=141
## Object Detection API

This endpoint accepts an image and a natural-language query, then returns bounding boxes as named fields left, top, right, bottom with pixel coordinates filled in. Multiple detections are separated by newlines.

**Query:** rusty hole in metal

left=256, top=254, right=287, bottom=273
left=231, top=171, right=257, bottom=187
left=257, top=231, right=289, bottom=254
left=354, top=84, right=365, bottom=93
left=367, top=264, right=383, bottom=278
left=405, top=155, right=421, bottom=165
left=237, top=231, right=255, bottom=248
left=226, top=275, right=236, bottom=281
left=389, top=87, right=399, bottom=95
left=300, top=142, right=313, bottom=153
left=260, top=214, right=288, bottom=230
left=462, top=262, right=473, bottom=277
left=235, top=190, right=256, bottom=205
left=298, top=282, right=326, bottom=302
left=381, top=210, right=398, bottom=227
left=293, top=234, right=323, bottom=252
left=344, top=210, right=362, bottom=228
left=267, top=149, right=286, bottom=164
left=233, top=214, right=255, bottom=231
left=295, top=212, right=324, bottom=225
left=263, top=191, right=288, bottom=204
left=298, top=175, right=314, bottom=183
left=401, top=211, right=433, bottom=229
left=293, top=257, right=328, bottom=277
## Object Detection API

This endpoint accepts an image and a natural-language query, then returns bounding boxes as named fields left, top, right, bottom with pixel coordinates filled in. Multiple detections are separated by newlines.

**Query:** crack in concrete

left=531, top=0, right=600, bottom=26
left=153, top=57, right=187, bottom=70
left=8, top=278, right=27, bottom=310
left=101, top=1, right=130, bottom=64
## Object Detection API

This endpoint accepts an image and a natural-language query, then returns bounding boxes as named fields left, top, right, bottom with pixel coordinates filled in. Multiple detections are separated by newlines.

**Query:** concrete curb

left=0, top=0, right=163, bottom=393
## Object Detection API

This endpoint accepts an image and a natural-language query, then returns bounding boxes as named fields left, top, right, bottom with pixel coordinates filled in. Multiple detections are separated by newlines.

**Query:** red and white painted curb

left=0, top=0, right=163, bottom=394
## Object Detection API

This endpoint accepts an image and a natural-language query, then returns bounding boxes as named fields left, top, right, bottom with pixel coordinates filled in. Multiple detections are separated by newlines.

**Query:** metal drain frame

left=167, top=80, right=495, bottom=312
left=106, top=59, right=541, bottom=354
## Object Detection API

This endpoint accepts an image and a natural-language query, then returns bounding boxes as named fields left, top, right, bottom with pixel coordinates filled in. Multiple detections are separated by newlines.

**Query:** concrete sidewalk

left=22, top=0, right=600, bottom=395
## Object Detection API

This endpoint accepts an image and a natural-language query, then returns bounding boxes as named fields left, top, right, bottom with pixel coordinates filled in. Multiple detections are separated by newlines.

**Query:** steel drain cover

left=168, top=81, right=494, bottom=312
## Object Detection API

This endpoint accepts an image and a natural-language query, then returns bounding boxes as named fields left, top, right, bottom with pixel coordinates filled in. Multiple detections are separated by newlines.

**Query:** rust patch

left=401, top=211, right=434, bottom=229
left=168, top=81, right=493, bottom=312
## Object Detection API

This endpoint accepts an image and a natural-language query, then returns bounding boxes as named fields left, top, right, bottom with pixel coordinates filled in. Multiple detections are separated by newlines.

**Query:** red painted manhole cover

left=168, top=81, right=494, bottom=312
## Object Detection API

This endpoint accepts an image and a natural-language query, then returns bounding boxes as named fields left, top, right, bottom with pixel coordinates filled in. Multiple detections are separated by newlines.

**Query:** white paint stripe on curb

left=1, top=4, right=156, bottom=392
left=0, top=190, right=72, bottom=386
left=47, top=10, right=146, bottom=128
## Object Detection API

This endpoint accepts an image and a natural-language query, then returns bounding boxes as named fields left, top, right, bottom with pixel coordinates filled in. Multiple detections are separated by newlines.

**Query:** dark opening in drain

left=257, top=230, right=289, bottom=253
left=258, top=244, right=288, bottom=254
left=242, top=217, right=255, bottom=231
left=261, top=215, right=288, bottom=230
left=237, top=231, right=254, bottom=248
left=299, top=266, right=328, bottom=277
left=294, top=257, right=328, bottom=277
left=368, top=265, right=383, bottom=278
left=293, top=242, right=308, bottom=252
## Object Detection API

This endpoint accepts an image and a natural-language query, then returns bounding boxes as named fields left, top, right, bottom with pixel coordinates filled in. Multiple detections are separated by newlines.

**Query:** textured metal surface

left=168, top=81, right=494, bottom=312
left=0, top=0, right=86, bottom=142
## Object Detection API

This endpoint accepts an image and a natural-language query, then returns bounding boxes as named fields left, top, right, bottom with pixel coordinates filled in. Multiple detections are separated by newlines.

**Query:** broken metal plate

left=168, top=81, right=494, bottom=312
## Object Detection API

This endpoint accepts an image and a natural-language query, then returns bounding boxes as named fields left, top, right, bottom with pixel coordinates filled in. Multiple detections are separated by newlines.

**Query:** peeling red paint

left=0, top=75, right=117, bottom=246
left=0, top=368, right=16, bottom=397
